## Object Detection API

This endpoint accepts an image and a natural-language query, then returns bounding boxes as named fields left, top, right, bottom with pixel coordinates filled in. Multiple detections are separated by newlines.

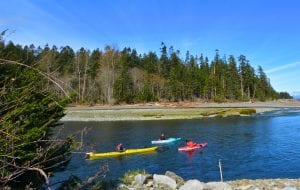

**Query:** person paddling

left=159, top=133, right=166, bottom=140
left=186, top=139, right=197, bottom=147
left=115, top=143, right=125, bottom=152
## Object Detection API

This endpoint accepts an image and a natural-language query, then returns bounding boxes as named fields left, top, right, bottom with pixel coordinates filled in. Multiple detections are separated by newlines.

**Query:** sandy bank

left=61, top=100, right=300, bottom=122
left=67, top=99, right=300, bottom=110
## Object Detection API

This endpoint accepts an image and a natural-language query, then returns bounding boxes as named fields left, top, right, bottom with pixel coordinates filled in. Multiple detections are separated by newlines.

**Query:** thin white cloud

left=292, top=91, right=300, bottom=96
left=268, top=68, right=300, bottom=93
left=266, top=61, right=300, bottom=74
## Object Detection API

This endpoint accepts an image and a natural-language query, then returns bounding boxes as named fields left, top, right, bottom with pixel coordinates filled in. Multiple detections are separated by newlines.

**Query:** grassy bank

left=61, top=107, right=274, bottom=121
left=62, top=100, right=300, bottom=121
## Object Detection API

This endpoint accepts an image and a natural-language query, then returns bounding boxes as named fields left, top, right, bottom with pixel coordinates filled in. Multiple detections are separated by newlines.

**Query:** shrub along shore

left=61, top=100, right=300, bottom=121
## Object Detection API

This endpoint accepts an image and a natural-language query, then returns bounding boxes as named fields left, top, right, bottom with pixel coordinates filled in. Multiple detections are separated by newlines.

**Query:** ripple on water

left=51, top=109, right=300, bottom=184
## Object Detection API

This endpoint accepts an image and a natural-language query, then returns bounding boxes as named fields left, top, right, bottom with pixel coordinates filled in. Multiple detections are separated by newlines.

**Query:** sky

left=1, top=0, right=300, bottom=95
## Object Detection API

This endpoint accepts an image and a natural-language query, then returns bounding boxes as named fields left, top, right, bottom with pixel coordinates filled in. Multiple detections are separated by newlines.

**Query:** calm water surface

left=52, top=109, right=300, bottom=185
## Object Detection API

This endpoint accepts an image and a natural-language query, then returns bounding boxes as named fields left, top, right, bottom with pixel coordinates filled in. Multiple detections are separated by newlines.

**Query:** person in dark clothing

left=115, top=143, right=125, bottom=152
left=159, top=133, right=166, bottom=140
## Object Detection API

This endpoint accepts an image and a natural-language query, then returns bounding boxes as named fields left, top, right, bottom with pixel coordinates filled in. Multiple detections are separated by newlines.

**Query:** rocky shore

left=118, top=171, right=300, bottom=190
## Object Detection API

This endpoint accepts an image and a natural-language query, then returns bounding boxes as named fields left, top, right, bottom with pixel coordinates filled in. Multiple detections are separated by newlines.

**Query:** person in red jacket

left=186, top=140, right=197, bottom=147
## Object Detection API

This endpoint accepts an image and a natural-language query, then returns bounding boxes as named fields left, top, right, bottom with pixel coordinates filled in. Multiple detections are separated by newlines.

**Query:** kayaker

left=186, top=139, right=197, bottom=147
left=115, top=143, right=125, bottom=152
left=159, top=133, right=166, bottom=140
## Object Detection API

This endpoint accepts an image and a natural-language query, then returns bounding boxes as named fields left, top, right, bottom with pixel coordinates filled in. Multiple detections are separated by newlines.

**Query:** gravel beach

left=62, top=100, right=300, bottom=121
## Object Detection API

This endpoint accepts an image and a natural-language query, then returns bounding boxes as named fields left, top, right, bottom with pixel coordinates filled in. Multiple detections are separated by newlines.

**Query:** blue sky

left=2, top=0, right=300, bottom=95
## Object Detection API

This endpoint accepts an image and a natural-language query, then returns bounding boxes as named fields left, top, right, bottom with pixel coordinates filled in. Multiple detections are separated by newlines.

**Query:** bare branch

left=0, top=59, right=72, bottom=98
left=74, top=163, right=109, bottom=190
left=26, top=167, right=51, bottom=190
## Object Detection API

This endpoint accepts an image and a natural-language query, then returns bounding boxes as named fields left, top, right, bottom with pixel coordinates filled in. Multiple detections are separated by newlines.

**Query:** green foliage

left=143, top=113, right=164, bottom=118
left=113, top=64, right=134, bottom=103
left=168, top=67, right=182, bottom=101
left=90, top=180, right=119, bottom=190
left=213, top=95, right=224, bottom=103
left=141, top=51, right=159, bottom=73
left=0, top=62, right=73, bottom=187
left=238, top=109, right=256, bottom=115
left=136, top=79, right=156, bottom=102
left=56, top=46, right=75, bottom=75
left=0, top=39, right=280, bottom=105
left=226, top=55, right=240, bottom=99
left=89, top=49, right=102, bottom=80
left=160, top=42, right=170, bottom=77
left=279, top=92, right=293, bottom=99
left=58, top=175, right=118, bottom=190
left=59, top=175, right=82, bottom=189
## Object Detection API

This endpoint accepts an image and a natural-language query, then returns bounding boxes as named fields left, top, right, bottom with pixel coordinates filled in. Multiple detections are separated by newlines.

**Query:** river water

left=51, top=109, right=300, bottom=185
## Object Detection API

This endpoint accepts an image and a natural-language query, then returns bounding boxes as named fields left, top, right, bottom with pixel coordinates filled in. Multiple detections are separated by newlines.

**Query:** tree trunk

left=247, top=86, right=250, bottom=99
left=81, top=53, right=88, bottom=102
left=240, top=76, right=243, bottom=98
left=77, top=57, right=81, bottom=102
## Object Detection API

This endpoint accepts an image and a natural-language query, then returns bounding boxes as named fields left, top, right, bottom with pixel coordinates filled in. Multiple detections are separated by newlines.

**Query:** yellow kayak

left=86, top=146, right=158, bottom=159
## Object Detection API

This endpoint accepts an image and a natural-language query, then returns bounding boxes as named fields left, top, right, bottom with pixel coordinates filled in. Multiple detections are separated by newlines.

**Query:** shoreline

left=67, top=99, right=300, bottom=110
left=118, top=170, right=300, bottom=190
left=61, top=100, right=300, bottom=122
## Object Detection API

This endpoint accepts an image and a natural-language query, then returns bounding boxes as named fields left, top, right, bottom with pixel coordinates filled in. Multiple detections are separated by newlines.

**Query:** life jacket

left=187, top=141, right=195, bottom=147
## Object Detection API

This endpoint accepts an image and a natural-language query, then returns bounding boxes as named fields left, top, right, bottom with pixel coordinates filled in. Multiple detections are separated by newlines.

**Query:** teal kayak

left=151, top=137, right=181, bottom=144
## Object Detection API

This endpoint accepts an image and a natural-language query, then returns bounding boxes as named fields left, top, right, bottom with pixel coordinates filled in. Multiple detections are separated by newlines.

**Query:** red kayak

left=178, top=142, right=208, bottom=151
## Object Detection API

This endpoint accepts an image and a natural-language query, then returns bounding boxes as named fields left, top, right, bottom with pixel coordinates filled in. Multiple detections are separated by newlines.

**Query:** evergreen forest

left=1, top=39, right=290, bottom=105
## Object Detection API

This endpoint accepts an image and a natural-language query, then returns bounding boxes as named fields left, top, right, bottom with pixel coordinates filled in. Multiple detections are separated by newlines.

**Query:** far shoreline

left=61, top=100, right=300, bottom=122
left=67, top=99, right=300, bottom=109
